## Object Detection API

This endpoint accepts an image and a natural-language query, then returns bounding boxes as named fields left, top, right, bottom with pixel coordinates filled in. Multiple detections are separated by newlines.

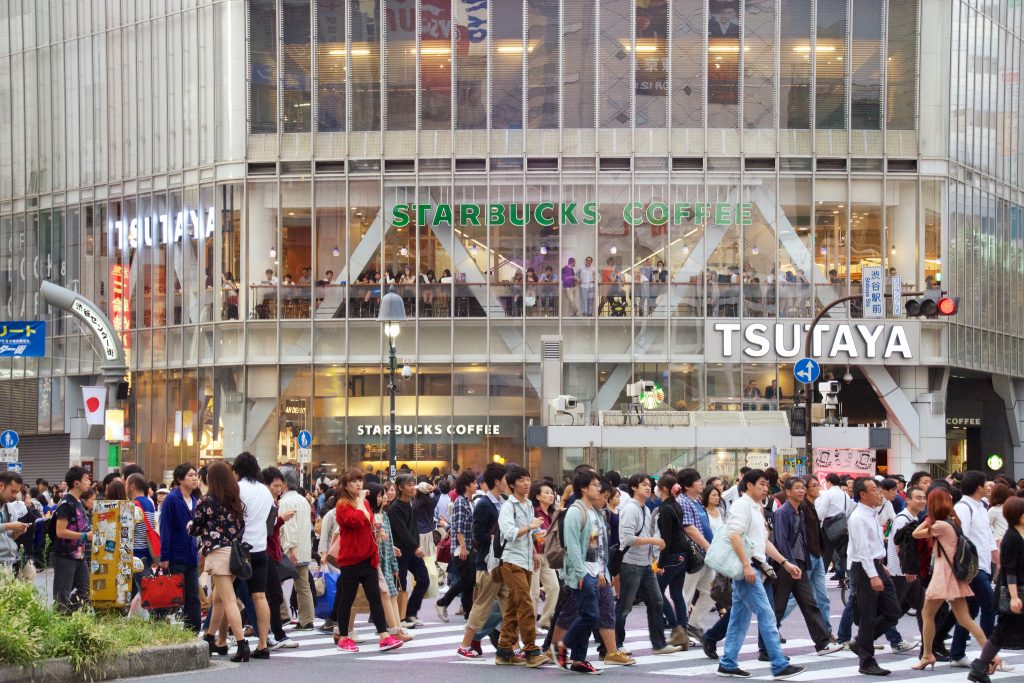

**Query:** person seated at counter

left=299, top=267, right=312, bottom=285
left=316, top=270, right=335, bottom=286
left=282, top=273, right=296, bottom=286
left=539, top=265, right=556, bottom=311
left=263, top=269, right=278, bottom=286
left=439, top=269, right=453, bottom=284
left=420, top=269, right=436, bottom=309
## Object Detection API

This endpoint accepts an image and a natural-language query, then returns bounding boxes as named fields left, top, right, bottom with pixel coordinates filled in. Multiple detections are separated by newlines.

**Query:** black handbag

left=608, top=544, right=627, bottom=577
left=230, top=542, right=254, bottom=581
left=277, top=554, right=299, bottom=582
left=683, top=537, right=706, bottom=574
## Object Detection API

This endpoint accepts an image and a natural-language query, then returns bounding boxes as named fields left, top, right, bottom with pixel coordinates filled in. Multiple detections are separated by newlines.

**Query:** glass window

left=922, top=179, right=943, bottom=287
left=633, top=176, right=669, bottom=318
left=813, top=179, right=848, bottom=308
left=708, top=0, right=740, bottom=127
left=635, top=0, right=668, bottom=128
left=850, top=0, right=882, bottom=129
left=384, top=0, right=416, bottom=131
left=885, top=0, right=917, bottom=129
left=348, top=179, right=383, bottom=318
left=282, top=0, right=313, bottom=132
left=454, top=0, right=487, bottom=129
left=281, top=179, right=313, bottom=319
left=743, top=181, right=777, bottom=315
left=218, top=183, right=242, bottom=321
left=491, top=0, right=524, bottom=129
left=744, top=0, right=775, bottom=129
left=668, top=180, right=705, bottom=317
left=527, top=0, right=559, bottom=129
left=525, top=181, right=560, bottom=316
left=314, top=180, right=346, bottom=318
left=350, top=0, right=382, bottom=131
left=421, top=0, right=453, bottom=130
left=316, top=0, right=346, bottom=132
left=249, top=0, right=278, bottom=134
left=599, top=0, right=631, bottom=128
left=560, top=175, right=599, bottom=319
left=779, top=0, right=811, bottom=129
left=706, top=178, right=740, bottom=316
left=247, top=181, right=280, bottom=319
left=490, top=179, right=526, bottom=315
left=849, top=179, right=883, bottom=303
left=815, top=0, right=847, bottom=129
left=562, top=0, right=596, bottom=129
left=778, top=177, right=812, bottom=317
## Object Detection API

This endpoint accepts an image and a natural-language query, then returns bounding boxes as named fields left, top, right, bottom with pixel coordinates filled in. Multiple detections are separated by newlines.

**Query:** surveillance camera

left=818, top=380, right=840, bottom=395
left=401, top=365, right=412, bottom=379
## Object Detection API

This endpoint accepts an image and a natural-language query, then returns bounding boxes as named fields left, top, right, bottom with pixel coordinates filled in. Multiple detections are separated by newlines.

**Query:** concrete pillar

left=881, top=366, right=947, bottom=475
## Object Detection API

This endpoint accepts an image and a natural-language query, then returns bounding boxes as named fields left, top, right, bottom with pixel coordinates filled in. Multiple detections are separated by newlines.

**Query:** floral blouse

left=190, top=495, right=245, bottom=557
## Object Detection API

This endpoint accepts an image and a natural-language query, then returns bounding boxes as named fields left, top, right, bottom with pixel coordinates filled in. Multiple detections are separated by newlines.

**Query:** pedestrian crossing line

left=746, top=651, right=1022, bottom=681
left=361, top=631, right=659, bottom=662
left=649, top=640, right=822, bottom=676
left=873, top=669, right=1021, bottom=683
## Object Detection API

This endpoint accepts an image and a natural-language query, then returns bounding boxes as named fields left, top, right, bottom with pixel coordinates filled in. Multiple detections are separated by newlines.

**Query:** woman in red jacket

left=333, top=469, right=403, bottom=653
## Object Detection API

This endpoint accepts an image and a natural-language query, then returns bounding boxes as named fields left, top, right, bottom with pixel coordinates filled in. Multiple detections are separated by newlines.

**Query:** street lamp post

left=378, top=289, right=406, bottom=481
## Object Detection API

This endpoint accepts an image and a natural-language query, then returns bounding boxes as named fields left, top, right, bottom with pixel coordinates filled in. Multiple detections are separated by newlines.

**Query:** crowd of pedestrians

left=3, top=458, right=1024, bottom=680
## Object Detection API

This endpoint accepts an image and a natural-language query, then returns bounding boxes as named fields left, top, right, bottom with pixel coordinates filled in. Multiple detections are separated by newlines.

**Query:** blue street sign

left=0, top=430, right=18, bottom=449
left=793, top=358, right=821, bottom=385
left=6, top=462, right=22, bottom=474
left=0, top=321, right=45, bottom=357
left=297, top=430, right=313, bottom=449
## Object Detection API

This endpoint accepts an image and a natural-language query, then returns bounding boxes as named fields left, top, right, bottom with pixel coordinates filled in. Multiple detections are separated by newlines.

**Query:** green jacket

left=562, top=501, right=610, bottom=587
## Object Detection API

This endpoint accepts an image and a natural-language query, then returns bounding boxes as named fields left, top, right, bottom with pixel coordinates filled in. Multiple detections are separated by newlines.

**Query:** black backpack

left=938, top=520, right=980, bottom=583
left=892, top=514, right=921, bottom=575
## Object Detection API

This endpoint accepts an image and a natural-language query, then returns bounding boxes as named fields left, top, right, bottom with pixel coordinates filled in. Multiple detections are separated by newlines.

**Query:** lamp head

left=377, top=289, right=406, bottom=325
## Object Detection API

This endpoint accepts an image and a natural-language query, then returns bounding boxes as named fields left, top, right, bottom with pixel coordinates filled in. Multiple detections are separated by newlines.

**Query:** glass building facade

left=0, top=0, right=1022, bottom=479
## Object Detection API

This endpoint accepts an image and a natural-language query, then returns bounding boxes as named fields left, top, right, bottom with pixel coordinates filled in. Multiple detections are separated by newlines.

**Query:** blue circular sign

left=0, top=430, right=18, bottom=449
left=793, top=358, right=821, bottom=385
left=297, top=430, right=312, bottom=449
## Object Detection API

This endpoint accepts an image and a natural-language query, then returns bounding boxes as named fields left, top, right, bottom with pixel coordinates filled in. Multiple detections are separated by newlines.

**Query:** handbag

left=704, top=529, right=754, bottom=580
left=312, top=571, right=326, bottom=598
left=709, top=571, right=733, bottom=609
left=140, top=570, right=185, bottom=610
left=436, top=534, right=452, bottom=564
left=326, top=531, right=342, bottom=569
left=230, top=541, right=254, bottom=581
left=277, top=554, right=299, bottom=582
left=683, top=536, right=706, bottom=575
left=822, top=513, right=849, bottom=544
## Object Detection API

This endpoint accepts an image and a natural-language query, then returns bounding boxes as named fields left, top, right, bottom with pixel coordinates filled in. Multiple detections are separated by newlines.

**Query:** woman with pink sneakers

left=332, top=468, right=404, bottom=654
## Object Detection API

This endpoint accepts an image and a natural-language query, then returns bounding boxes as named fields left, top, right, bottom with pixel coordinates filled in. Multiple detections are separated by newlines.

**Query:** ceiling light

left=332, top=247, right=340, bottom=257
left=268, top=248, right=276, bottom=259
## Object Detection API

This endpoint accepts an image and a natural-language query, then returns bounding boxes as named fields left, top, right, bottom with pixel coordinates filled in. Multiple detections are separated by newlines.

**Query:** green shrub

left=0, top=571, right=194, bottom=673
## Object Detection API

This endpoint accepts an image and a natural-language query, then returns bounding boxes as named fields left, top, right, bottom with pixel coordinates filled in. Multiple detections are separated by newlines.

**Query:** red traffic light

left=937, top=296, right=958, bottom=315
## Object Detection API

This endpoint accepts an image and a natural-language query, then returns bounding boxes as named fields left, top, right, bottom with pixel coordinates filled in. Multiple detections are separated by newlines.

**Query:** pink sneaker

left=378, top=635, right=404, bottom=652
left=336, top=637, right=359, bottom=653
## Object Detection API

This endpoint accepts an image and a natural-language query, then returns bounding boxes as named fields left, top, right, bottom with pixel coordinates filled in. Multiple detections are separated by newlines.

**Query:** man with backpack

left=948, top=470, right=998, bottom=667
left=51, top=466, right=93, bottom=613
left=436, top=470, right=477, bottom=623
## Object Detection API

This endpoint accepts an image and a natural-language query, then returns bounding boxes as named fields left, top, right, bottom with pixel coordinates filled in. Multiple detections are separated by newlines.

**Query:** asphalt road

left=116, top=581, right=1021, bottom=682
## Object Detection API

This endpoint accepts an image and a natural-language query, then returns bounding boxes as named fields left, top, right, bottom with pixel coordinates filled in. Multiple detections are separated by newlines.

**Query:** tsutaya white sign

left=111, top=208, right=217, bottom=250
left=707, top=321, right=917, bottom=362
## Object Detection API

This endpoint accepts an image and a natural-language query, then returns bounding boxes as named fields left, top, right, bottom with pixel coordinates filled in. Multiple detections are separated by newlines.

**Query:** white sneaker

left=269, top=638, right=299, bottom=650
left=653, top=645, right=683, bottom=655
left=950, top=657, right=971, bottom=668
left=436, top=605, right=449, bottom=623
left=816, top=642, right=844, bottom=656
left=351, top=631, right=367, bottom=644
left=891, top=640, right=918, bottom=654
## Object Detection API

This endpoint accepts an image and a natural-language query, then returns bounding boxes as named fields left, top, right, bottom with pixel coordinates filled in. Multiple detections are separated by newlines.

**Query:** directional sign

left=0, top=448, right=18, bottom=464
left=297, top=447, right=312, bottom=464
left=297, top=430, right=313, bottom=449
left=793, top=357, right=821, bottom=385
left=0, top=430, right=18, bottom=449
left=0, top=321, right=45, bottom=357
left=862, top=266, right=884, bottom=318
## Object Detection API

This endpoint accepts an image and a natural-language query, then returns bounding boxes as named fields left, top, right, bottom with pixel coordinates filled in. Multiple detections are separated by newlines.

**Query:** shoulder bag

left=610, top=504, right=647, bottom=577
left=704, top=526, right=754, bottom=580
left=230, top=541, right=254, bottom=581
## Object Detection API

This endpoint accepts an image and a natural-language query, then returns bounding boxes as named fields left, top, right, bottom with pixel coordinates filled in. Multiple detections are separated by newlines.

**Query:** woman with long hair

left=190, top=461, right=249, bottom=662
left=654, top=475, right=691, bottom=648
left=366, top=483, right=411, bottom=642
left=332, top=469, right=403, bottom=653
left=910, top=487, right=995, bottom=671
left=529, top=480, right=560, bottom=630
left=989, top=483, right=1012, bottom=545
left=968, top=496, right=1024, bottom=682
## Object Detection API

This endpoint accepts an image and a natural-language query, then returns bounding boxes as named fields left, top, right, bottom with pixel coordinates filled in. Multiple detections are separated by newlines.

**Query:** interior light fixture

left=332, top=246, right=340, bottom=257
left=470, top=244, right=479, bottom=255
left=540, top=246, right=548, bottom=255
left=609, top=246, right=618, bottom=255
left=269, top=248, right=277, bottom=259
left=399, top=246, right=409, bottom=257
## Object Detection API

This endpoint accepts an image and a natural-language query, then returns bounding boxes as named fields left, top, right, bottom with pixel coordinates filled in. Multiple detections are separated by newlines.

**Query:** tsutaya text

left=111, top=208, right=217, bottom=250
left=714, top=322, right=913, bottom=359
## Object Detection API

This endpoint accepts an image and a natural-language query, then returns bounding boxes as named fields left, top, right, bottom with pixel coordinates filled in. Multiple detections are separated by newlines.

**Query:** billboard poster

left=812, top=447, right=876, bottom=485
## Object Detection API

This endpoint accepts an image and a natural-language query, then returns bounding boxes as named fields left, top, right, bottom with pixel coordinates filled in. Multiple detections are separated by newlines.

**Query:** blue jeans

left=657, top=556, right=688, bottom=628
left=563, top=574, right=599, bottom=663
left=473, top=601, right=503, bottom=642
left=950, top=569, right=996, bottom=660
left=721, top=572, right=790, bottom=676
left=614, top=563, right=666, bottom=650
left=837, top=582, right=902, bottom=645
left=784, top=555, right=831, bottom=633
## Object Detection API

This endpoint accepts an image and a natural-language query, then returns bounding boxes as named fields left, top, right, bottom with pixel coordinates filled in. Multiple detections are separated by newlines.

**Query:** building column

left=868, top=365, right=947, bottom=475
left=992, top=376, right=1024, bottom=481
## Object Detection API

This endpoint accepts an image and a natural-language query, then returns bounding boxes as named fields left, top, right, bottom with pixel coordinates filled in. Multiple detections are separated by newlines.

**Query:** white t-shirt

left=238, top=478, right=273, bottom=553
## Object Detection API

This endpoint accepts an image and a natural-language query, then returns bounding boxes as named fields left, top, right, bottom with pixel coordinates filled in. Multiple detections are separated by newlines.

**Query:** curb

left=0, top=641, right=210, bottom=683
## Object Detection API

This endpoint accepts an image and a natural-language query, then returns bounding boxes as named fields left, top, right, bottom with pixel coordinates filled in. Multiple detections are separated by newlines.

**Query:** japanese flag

left=82, top=387, right=106, bottom=426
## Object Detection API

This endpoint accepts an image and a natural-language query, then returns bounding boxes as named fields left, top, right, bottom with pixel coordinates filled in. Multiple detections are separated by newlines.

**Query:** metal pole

left=802, top=292, right=923, bottom=459
left=388, top=336, right=398, bottom=481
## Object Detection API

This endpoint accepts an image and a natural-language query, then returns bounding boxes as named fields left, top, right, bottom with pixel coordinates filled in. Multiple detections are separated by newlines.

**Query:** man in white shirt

left=577, top=256, right=597, bottom=316
left=815, top=473, right=851, bottom=579
left=888, top=487, right=926, bottom=652
left=279, top=466, right=314, bottom=630
left=948, top=470, right=998, bottom=667
left=717, top=470, right=805, bottom=680
left=233, top=452, right=274, bottom=656
left=720, top=467, right=749, bottom=515
left=846, top=477, right=901, bottom=676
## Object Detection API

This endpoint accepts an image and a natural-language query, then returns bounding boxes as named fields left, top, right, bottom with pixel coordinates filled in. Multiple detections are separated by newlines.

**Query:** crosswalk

left=269, top=617, right=1021, bottom=681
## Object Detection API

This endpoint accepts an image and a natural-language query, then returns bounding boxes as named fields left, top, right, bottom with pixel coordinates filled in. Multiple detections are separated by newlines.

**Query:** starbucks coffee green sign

left=391, top=202, right=754, bottom=228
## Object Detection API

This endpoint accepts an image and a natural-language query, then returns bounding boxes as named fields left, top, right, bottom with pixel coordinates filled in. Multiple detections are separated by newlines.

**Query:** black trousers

left=265, top=560, right=287, bottom=641
left=851, top=561, right=901, bottom=666
left=167, top=562, right=203, bottom=633
left=774, top=561, right=830, bottom=650
left=334, top=559, right=388, bottom=636
left=397, top=553, right=429, bottom=619
left=436, top=552, right=475, bottom=611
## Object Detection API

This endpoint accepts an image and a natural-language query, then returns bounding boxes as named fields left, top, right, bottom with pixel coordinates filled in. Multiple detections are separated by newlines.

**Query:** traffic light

left=789, top=405, right=807, bottom=437
left=905, top=290, right=958, bottom=318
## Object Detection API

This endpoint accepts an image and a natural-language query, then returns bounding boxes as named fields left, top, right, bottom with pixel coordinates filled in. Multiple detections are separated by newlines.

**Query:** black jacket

left=656, top=498, right=688, bottom=556
left=387, top=498, right=419, bottom=555
left=472, top=496, right=500, bottom=571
